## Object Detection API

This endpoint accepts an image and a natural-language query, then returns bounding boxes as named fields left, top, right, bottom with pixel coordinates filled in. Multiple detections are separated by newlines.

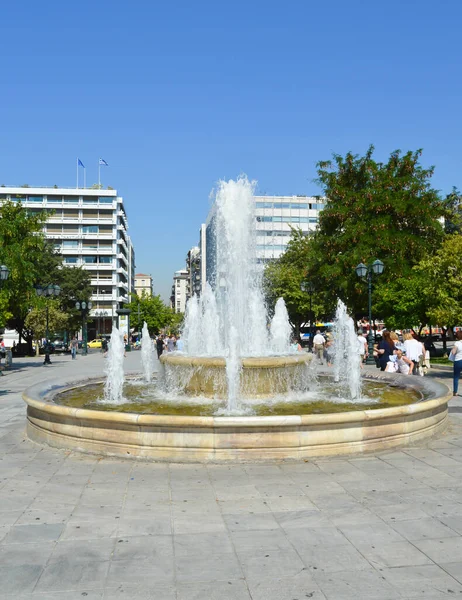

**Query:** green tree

left=127, top=293, right=178, bottom=335
left=25, top=301, right=69, bottom=341
left=312, top=146, right=446, bottom=314
left=264, top=229, right=331, bottom=335
left=0, top=200, right=61, bottom=352
left=56, top=267, right=93, bottom=337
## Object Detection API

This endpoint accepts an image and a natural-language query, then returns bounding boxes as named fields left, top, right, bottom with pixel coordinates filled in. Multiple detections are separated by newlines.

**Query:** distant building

left=0, top=186, right=134, bottom=337
left=199, top=195, right=326, bottom=287
left=135, top=273, right=153, bottom=297
left=171, top=269, right=189, bottom=313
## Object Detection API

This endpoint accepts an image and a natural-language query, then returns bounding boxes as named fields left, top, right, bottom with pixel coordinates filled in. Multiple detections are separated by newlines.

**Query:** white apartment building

left=0, top=187, right=135, bottom=335
left=196, top=195, right=325, bottom=292
left=171, top=269, right=189, bottom=313
left=135, top=273, right=153, bottom=297
left=255, top=195, right=325, bottom=262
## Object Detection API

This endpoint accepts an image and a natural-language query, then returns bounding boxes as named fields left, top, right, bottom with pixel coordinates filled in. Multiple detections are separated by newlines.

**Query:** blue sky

left=1, top=0, right=462, bottom=301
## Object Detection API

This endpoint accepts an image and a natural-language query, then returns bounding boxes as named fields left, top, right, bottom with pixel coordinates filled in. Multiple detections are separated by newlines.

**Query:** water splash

left=270, top=298, right=293, bottom=354
left=104, top=326, right=125, bottom=403
left=332, top=300, right=362, bottom=400
left=140, top=322, right=154, bottom=383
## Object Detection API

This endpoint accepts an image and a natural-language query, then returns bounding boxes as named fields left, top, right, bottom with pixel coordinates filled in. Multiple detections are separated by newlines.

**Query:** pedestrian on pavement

left=70, top=337, right=78, bottom=360
left=312, top=330, right=325, bottom=365
left=156, top=335, right=164, bottom=359
left=176, top=335, right=184, bottom=352
left=403, top=332, right=424, bottom=375
left=357, top=329, right=368, bottom=364
left=450, top=331, right=462, bottom=396
left=376, top=331, right=395, bottom=371
left=167, top=335, right=176, bottom=353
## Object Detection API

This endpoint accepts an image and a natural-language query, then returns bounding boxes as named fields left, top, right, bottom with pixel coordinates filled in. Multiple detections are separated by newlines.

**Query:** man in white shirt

left=357, top=329, right=368, bottom=363
left=312, top=330, right=326, bottom=365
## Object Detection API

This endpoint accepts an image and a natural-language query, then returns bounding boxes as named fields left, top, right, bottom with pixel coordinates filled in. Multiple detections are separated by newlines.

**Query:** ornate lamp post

left=35, top=284, right=61, bottom=365
left=355, top=260, right=384, bottom=365
left=0, top=265, right=10, bottom=283
left=300, top=281, right=315, bottom=350
left=75, top=301, right=92, bottom=355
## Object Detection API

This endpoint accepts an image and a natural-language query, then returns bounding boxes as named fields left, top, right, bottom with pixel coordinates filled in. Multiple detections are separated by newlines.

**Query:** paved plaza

left=1, top=353, right=462, bottom=599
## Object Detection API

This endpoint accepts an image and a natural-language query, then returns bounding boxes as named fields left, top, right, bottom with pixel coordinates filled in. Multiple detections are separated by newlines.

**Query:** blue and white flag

left=78, top=158, right=85, bottom=168
left=99, top=158, right=108, bottom=166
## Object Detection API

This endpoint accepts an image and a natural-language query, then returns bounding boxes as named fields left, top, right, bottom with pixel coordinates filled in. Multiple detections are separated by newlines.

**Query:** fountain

left=140, top=322, right=154, bottom=384
left=22, top=176, right=451, bottom=461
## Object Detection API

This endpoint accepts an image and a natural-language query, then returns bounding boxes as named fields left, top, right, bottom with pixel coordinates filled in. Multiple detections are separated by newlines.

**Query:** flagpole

left=98, top=159, right=101, bottom=189
left=84, top=167, right=86, bottom=189
left=76, top=158, right=79, bottom=189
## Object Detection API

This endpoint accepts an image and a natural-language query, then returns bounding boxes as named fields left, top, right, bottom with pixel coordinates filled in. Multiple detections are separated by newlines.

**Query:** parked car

left=87, top=339, right=102, bottom=349
left=52, top=340, right=69, bottom=353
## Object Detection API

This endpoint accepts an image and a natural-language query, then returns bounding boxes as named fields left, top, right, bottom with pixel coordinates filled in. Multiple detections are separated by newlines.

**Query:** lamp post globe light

left=76, top=301, right=93, bottom=355
left=355, top=259, right=384, bottom=365
left=300, top=281, right=315, bottom=350
left=0, top=265, right=10, bottom=281
left=35, top=284, right=61, bottom=365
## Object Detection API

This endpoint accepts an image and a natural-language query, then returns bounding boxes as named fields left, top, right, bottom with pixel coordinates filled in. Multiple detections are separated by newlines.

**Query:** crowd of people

left=155, top=334, right=183, bottom=358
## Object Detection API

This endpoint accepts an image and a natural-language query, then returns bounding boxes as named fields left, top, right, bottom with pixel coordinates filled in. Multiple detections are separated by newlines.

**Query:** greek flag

left=78, top=159, right=85, bottom=168
left=99, top=158, right=108, bottom=166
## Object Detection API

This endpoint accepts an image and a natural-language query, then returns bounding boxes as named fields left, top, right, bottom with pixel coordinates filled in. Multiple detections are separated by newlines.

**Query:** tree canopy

left=126, top=293, right=182, bottom=335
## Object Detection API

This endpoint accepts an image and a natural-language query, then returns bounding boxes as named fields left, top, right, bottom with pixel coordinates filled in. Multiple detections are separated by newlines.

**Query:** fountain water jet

left=332, top=300, right=362, bottom=400
left=141, top=322, right=154, bottom=383
left=103, top=326, right=125, bottom=404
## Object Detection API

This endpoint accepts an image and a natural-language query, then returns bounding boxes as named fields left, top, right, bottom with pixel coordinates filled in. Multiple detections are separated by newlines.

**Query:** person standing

left=357, top=329, right=368, bottom=364
left=176, top=335, right=184, bottom=352
left=312, top=330, right=326, bottom=365
left=167, top=335, right=176, bottom=353
left=70, top=337, right=78, bottom=360
left=450, top=331, right=462, bottom=396
left=376, top=331, right=395, bottom=371
left=156, top=335, right=164, bottom=359
left=403, top=333, right=423, bottom=375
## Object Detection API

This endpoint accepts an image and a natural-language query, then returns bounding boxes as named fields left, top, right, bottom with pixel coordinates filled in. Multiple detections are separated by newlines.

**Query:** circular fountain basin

left=160, top=353, right=312, bottom=398
left=23, top=372, right=450, bottom=462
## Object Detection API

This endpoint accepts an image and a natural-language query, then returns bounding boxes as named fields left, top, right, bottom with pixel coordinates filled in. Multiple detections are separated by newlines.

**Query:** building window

left=63, top=241, right=79, bottom=248
left=63, top=196, right=79, bottom=203
left=27, top=196, right=43, bottom=202
left=83, top=256, right=97, bottom=264
left=64, top=257, right=78, bottom=264
left=98, top=197, right=113, bottom=203
left=99, top=256, right=113, bottom=264
left=82, top=225, right=99, bottom=233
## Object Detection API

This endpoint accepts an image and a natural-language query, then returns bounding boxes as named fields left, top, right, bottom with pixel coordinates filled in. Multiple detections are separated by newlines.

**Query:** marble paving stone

left=60, top=519, right=119, bottom=540
left=15, top=507, right=74, bottom=526
left=438, top=515, right=462, bottom=535
left=274, top=509, right=332, bottom=530
left=339, top=522, right=406, bottom=546
left=313, top=568, right=400, bottom=600
left=213, top=484, right=262, bottom=501
left=0, top=565, right=46, bottom=596
left=28, top=592, right=103, bottom=599
left=0, top=542, right=55, bottom=566
left=223, top=512, right=280, bottom=531
left=323, top=507, right=383, bottom=527
left=372, top=503, right=431, bottom=522
left=103, top=585, right=175, bottom=599
left=217, top=498, right=272, bottom=514
left=389, top=517, right=460, bottom=541
left=106, top=557, right=175, bottom=586
left=413, top=537, right=462, bottom=564
left=34, top=560, right=111, bottom=592
left=439, top=562, right=462, bottom=584
left=247, top=572, right=326, bottom=600
left=116, top=516, right=172, bottom=536
left=174, top=531, right=233, bottom=556
left=237, top=547, right=306, bottom=579
left=112, top=534, right=173, bottom=562
left=3, top=522, right=64, bottom=544
left=176, top=579, right=251, bottom=600
left=284, top=525, right=352, bottom=548
left=380, top=564, right=462, bottom=598
left=172, top=512, right=226, bottom=534
left=265, top=494, right=318, bottom=512
left=175, top=551, right=243, bottom=583
left=230, top=528, right=294, bottom=554
left=48, top=538, right=116, bottom=564
left=357, top=540, right=433, bottom=568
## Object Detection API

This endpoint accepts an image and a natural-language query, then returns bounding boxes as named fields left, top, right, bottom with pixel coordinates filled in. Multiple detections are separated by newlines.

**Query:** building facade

left=196, top=195, right=325, bottom=292
left=134, top=273, right=153, bottom=297
left=171, top=269, right=189, bottom=313
left=0, top=187, right=135, bottom=335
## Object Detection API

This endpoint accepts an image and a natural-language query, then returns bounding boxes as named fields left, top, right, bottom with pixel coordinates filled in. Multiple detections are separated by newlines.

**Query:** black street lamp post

left=35, top=284, right=61, bottom=365
left=300, top=281, right=315, bottom=350
left=76, top=301, right=92, bottom=355
left=0, top=265, right=10, bottom=283
left=355, top=260, right=385, bottom=365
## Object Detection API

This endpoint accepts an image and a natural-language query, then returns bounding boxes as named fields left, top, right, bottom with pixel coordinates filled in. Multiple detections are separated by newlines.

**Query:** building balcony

left=91, top=293, right=119, bottom=302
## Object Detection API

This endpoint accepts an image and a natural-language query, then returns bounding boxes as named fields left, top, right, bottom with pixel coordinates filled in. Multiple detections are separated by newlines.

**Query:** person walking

left=450, top=331, right=462, bottom=396
left=357, top=329, right=368, bottom=364
left=312, top=330, right=326, bottom=365
left=156, top=335, right=164, bottom=359
left=70, top=336, right=78, bottom=360
left=176, top=335, right=184, bottom=352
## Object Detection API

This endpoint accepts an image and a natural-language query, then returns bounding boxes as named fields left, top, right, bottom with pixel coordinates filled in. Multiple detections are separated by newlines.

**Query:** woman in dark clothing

left=376, top=331, right=395, bottom=371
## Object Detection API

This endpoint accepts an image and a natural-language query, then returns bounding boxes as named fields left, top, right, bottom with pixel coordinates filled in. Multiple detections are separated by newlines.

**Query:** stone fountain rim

left=22, top=370, right=451, bottom=428
left=160, top=353, right=312, bottom=368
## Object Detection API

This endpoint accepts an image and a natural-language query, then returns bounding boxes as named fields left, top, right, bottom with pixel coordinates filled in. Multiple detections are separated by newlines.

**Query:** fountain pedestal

left=160, top=353, right=312, bottom=398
